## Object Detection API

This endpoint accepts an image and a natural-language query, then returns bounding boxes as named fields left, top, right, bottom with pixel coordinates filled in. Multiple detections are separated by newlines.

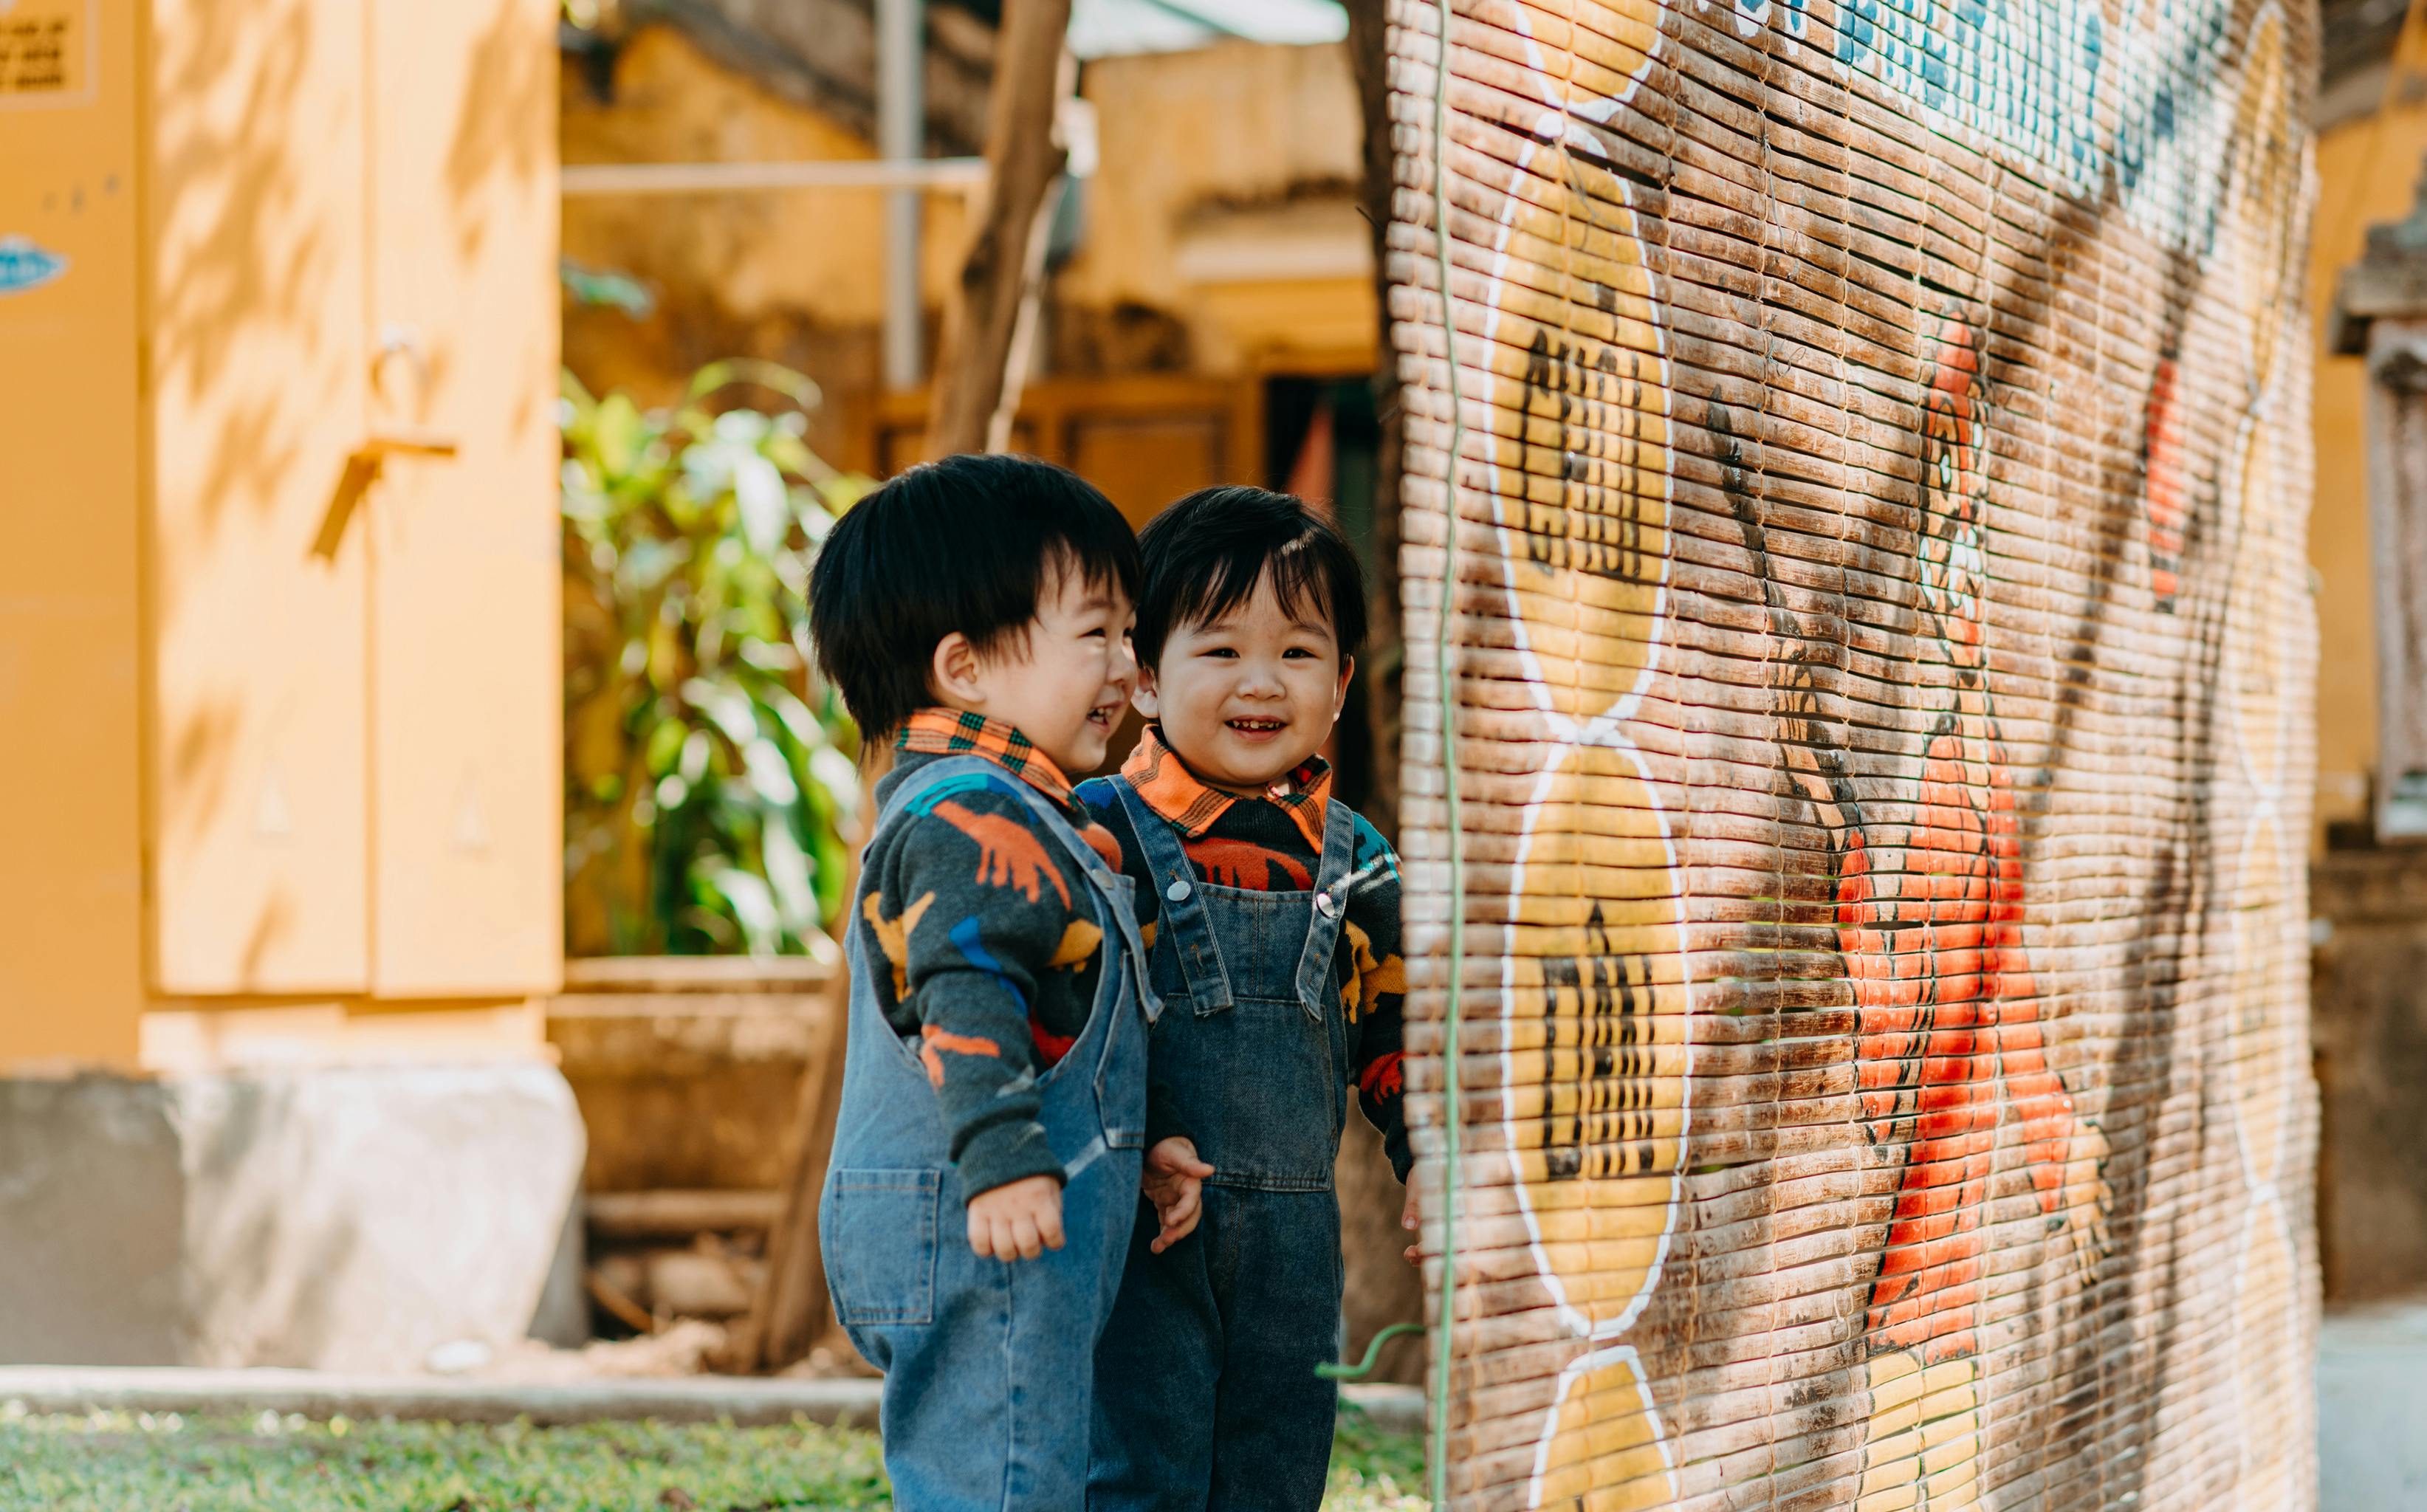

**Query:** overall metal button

left=1167, top=877, right=1193, bottom=902
left=1315, top=890, right=1339, bottom=918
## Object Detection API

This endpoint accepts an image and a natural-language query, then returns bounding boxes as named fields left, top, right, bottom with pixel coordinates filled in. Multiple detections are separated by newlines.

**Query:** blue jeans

left=822, top=757, right=1156, bottom=1511
left=1088, top=777, right=1357, bottom=1512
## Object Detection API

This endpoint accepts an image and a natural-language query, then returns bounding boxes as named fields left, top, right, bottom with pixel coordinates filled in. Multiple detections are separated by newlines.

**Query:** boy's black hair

left=809, top=453, right=1141, bottom=740
left=1133, top=486, right=1367, bottom=670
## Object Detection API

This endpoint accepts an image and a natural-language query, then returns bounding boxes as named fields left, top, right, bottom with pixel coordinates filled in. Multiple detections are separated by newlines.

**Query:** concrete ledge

left=0, top=1066, right=586, bottom=1370
left=0, top=1368, right=882, bottom=1429
left=0, top=1368, right=1427, bottom=1437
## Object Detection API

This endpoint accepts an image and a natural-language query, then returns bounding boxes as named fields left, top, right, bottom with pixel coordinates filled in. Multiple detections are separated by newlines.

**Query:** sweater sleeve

left=1342, top=812, right=1412, bottom=1182
left=864, top=786, right=1096, bottom=1197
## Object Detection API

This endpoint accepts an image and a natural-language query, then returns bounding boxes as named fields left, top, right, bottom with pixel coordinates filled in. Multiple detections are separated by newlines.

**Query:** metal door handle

left=311, top=434, right=462, bottom=560
left=353, top=432, right=459, bottom=462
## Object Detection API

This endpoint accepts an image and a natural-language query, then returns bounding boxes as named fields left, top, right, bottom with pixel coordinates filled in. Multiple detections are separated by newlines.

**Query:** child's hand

left=1142, top=1137, right=1215, bottom=1254
left=1401, top=1183, right=1421, bottom=1266
left=967, top=1175, right=1065, bottom=1261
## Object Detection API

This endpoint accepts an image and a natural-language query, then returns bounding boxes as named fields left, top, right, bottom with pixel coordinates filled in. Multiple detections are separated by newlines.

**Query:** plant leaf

left=761, top=817, right=818, bottom=937
left=700, top=863, right=782, bottom=955
left=734, top=453, right=789, bottom=558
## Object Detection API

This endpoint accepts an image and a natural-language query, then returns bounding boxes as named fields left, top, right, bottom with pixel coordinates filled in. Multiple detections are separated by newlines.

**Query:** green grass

left=0, top=1403, right=1427, bottom=1511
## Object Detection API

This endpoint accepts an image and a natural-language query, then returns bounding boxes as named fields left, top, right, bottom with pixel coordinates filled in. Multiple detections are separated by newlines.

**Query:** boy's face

left=943, top=561, right=1138, bottom=777
left=1138, top=568, right=1351, bottom=796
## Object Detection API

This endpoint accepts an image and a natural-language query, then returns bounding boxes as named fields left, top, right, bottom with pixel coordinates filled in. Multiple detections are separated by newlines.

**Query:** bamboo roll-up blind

left=1388, top=1, right=2321, bottom=1505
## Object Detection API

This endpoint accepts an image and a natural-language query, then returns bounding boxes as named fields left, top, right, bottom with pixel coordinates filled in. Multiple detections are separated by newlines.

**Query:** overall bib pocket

left=824, top=1167, right=942, bottom=1326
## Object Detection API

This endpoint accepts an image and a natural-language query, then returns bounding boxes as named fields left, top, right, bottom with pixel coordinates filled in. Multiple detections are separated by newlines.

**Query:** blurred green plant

left=561, top=360, right=874, bottom=958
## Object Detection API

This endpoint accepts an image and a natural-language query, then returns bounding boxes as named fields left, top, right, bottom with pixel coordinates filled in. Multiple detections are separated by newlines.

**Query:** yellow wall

left=560, top=27, right=1377, bottom=405
left=2309, top=84, right=2427, bottom=844
left=562, top=27, right=971, bottom=326
left=560, top=24, right=973, bottom=410
left=1060, top=40, right=1374, bottom=374
left=0, top=0, right=561, bottom=1073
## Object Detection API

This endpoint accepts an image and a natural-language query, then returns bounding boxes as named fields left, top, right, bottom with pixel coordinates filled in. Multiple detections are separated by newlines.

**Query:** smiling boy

left=808, top=454, right=1180, bottom=1511
left=1079, top=487, right=1410, bottom=1512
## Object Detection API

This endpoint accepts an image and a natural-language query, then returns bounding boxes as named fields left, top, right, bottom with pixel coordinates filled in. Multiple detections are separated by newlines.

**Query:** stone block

left=0, top=1065, right=585, bottom=1370
left=2313, top=848, right=2427, bottom=1303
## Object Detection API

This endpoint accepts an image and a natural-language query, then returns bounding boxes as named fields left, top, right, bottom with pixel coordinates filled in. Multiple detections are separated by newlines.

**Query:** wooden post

left=924, top=0, right=1074, bottom=458
left=728, top=761, right=881, bottom=1372
left=727, top=965, right=854, bottom=1370
left=2332, top=157, right=2427, bottom=839
left=1342, top=0, right=1402, bottom=843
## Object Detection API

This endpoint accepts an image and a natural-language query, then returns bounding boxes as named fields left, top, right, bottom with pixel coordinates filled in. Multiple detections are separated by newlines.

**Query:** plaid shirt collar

left=896, top=708, right=1079, bottom=808
left=1122, top=724, right=1331, bottom=851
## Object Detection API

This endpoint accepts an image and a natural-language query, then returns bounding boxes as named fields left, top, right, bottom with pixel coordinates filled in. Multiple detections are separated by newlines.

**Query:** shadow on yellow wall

left=0, top=0, right=562, bottom=1071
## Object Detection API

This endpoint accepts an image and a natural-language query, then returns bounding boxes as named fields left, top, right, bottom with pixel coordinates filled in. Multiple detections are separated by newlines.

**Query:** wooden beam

left=924, top=0, right=1074, bottom=458
left=586, top=1189, right=783, bottom=1239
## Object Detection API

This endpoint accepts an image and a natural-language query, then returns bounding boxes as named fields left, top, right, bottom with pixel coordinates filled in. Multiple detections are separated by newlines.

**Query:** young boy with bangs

left=1080, top=486, right=1413, bottom=1512
left=808, top=453, right=1201, bottom=1512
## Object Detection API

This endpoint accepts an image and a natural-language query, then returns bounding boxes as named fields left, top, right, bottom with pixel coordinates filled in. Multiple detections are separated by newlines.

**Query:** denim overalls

left=821, top=755, right=1157, bottom=1512
left=1089, top=774, right=1358, bottom=1512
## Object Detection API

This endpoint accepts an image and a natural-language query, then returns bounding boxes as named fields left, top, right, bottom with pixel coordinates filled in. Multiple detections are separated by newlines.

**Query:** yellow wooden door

left=365, top=0, right=561, bottom=997
left=146, top=0, right=370, bottom=994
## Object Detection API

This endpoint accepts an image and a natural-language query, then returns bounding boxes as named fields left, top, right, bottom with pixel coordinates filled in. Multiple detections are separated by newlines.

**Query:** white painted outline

left=1426, top=1, right=2315, bottom=1504
left=1438, top=7, right=1690, bottom=1504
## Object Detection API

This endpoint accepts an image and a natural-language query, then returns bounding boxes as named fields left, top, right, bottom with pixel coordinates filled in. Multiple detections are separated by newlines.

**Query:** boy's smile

left=930, top=558, right=1138, bottom=777
left=1136, top=569, right=1350, bottom=795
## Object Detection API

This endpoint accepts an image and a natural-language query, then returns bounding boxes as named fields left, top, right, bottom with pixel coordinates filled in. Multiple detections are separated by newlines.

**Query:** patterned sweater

left=856, top=709, right=1180, bottom=1199
left=1079, top=726, right=1412, bottom=1181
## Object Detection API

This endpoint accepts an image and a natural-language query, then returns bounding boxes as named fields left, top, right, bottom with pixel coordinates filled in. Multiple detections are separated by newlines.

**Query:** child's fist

left=1401, top=1183, right=1421, bottom=1266
left=967, top=1175, right=1065, bottom=1261
left=1142, top=1137, right=1215, bottom=1254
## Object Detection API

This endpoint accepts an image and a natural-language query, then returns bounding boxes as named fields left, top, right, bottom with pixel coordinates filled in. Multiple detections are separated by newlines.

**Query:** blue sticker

left=0, top=236, right=67, bottom=296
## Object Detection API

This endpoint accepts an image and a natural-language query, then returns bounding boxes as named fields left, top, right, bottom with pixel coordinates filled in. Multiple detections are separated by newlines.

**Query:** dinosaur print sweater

left=1079, top=726, right=1412, bottom=1181
left=857, top=710, right=1181, bottom=1199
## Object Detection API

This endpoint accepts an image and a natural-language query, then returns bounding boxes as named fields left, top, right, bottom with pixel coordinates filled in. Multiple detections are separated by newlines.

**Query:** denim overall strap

left=1110, top=775, right=1232, bottom=1014
left=1291, top=791, right=1359, bottom=1021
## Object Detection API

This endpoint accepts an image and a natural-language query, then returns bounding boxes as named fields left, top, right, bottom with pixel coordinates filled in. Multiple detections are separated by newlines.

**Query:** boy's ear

left=932, top=632, right=987, bottom=708
left=1333, top=655, right=1355, bottom=718
left=1132, top=664, right=1161, bottom=721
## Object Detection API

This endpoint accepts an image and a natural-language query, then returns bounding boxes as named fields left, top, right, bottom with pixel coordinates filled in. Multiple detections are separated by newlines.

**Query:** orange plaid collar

left=1122, top=724, right=1331, bottom=851
left=896, top=708, right=1078, bottom=808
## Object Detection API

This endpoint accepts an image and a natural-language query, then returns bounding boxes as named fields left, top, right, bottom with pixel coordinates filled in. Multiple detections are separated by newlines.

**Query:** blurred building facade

left=0, top=0, right=581, bottom=1369
left=558, top=8, right=1379, bottom=531
left=13, top=0, right=2424, bottom=1372
left=553, top=0, right=1424, bottom=1373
